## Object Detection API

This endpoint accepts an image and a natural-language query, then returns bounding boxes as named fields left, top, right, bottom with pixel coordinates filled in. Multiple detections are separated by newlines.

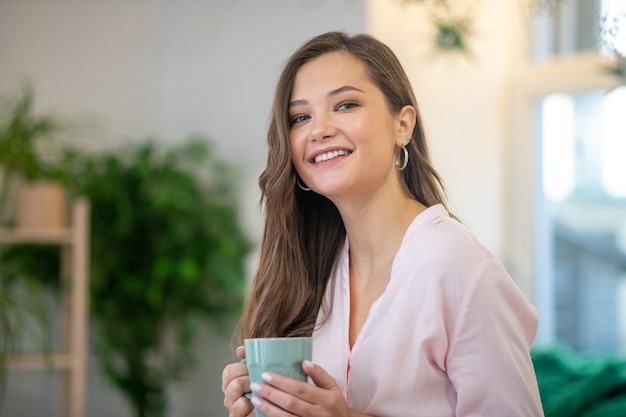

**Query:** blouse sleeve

left=445, top=256, right=545, bottom=417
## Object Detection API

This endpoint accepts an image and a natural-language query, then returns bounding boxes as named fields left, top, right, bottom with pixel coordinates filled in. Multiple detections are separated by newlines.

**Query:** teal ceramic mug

left=243, top=337, right=312, bottom=417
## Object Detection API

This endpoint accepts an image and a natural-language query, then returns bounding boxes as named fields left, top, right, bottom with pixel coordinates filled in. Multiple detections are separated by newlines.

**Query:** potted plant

left=61, top=135, right=250, bottom=417
left=0, top=80, right=68, bottom=228
left=0, top=80, right=71, bottom=407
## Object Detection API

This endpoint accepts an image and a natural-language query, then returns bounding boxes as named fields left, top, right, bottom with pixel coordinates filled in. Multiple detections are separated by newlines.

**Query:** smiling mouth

left=313, top=149, right=351, bottom=164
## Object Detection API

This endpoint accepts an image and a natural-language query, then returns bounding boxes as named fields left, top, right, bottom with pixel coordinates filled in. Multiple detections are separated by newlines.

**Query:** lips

left=312, top=149, right=351, bottom=164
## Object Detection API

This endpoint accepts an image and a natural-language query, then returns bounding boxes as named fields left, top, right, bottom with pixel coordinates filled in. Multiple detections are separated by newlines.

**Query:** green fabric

left=531, top=346, right=626, bottom=417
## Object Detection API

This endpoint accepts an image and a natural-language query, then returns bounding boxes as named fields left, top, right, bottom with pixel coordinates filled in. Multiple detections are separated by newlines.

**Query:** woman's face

left=288, top=51, right=409, bottom=202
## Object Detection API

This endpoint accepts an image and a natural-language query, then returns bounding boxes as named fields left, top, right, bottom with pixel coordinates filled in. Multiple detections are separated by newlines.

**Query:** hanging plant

left=599, top=0, right=626, bottom=82
left=399, top=0, right=581, bottom=55
left=601, top=0, right=626, bottom=58
left=399, top=0, right=480, bottom=55
left=432, top=16, right=473, bottom=52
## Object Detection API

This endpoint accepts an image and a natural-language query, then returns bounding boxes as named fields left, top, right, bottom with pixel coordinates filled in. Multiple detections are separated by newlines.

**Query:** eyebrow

left=288, top=85, right=365, bottom=108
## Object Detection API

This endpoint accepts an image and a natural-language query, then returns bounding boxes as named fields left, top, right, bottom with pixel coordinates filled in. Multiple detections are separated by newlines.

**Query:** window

left=538, top=88, right=626, bottom=353
left=510, top=0, right=626, bottom=354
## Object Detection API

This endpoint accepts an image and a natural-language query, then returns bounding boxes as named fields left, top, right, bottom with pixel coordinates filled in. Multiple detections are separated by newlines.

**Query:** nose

left=310, top=112, right=336, bottom=142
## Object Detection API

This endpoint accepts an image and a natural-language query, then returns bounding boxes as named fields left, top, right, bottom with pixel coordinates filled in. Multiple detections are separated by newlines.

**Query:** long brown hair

left=237, top=32, right=451, bottom=340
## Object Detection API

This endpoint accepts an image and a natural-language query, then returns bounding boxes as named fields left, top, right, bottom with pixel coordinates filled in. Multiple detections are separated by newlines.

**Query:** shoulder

left=400, top=204, right=497, bottom=277
left=395, top=204, right=524, bottom=317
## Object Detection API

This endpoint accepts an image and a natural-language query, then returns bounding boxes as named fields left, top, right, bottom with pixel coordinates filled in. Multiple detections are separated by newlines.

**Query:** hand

left=249, top=360, right=366, bottom=417
left=222, top=346, right=255, bottom=417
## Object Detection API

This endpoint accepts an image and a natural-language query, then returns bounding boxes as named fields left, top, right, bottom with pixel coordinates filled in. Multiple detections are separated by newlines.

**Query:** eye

left=336, top=101, right=358, bottom=111
left=290, top=114, right=310, bottom=126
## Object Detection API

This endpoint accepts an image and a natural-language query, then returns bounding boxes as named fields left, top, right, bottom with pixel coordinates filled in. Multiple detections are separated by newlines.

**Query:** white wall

left=0, top=1, right=364, bottom=416
left=367, top=0, right=528, bottom=261
left=0, top=0, right=364, bottom=177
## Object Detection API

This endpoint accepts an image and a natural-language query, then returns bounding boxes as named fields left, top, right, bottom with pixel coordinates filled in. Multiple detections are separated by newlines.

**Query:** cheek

left=289, top=146, right=303, bottom=176
left=289, top=133, right=306, bottom=163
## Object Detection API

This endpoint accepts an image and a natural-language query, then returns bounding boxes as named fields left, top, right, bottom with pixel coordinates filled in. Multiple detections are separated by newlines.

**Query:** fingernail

left=261, top=372, right=272, bottom=382
left=236, top=346, right=244, bottom=354
left=250, top=396, right=262, bottom=407
left=250, top=382, right=261, bottom=392
left=303, top=360, right=314, bottom=368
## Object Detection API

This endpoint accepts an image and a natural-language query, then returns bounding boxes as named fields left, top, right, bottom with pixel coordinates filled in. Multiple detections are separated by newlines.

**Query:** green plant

left=0, top=80, right=69, bottom=409
left=432, top=16, right=473, bottom=53
left=398, top=0, right=477, bottom=54
left=0, top=80, right=66, bottom=224
left=0, top=245, right=58, bottom=406
left=61, top=136, right=250, bottom=417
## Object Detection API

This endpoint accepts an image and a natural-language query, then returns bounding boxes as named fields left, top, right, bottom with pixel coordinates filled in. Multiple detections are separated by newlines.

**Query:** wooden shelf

left=1, top=198, right=89, bottom=417
left=0, top=228, right=74, bottom=244
left=6, top=353, right=74, bottom=369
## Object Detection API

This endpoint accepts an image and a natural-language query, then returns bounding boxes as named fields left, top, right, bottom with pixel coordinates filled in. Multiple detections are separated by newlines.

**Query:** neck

left=334, top=187, right=426, bottom=280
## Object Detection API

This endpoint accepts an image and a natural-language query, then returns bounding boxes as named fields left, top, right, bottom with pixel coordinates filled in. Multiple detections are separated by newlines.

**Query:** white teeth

left=314, top=149, right=349, bottom=163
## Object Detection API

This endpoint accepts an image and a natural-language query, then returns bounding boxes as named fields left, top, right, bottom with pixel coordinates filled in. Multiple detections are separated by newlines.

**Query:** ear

left=395, top=105, right=417, bottom=147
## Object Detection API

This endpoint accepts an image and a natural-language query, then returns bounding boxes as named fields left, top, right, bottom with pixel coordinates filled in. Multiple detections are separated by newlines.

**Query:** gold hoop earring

left=297, top=177, right=311, bottom=191
left=395, top=145, right=409, bottom=171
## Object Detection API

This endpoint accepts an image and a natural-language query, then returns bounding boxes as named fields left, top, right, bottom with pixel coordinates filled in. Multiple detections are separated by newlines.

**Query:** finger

left=222, top=363, right=251, bottom=410
left=250, top=373, right=318, bottom=416
left=249, top=393, right=296, bottom=417
left=236, top=345, right=246, bottom=359
left=256, top=364, right=348, bottom=417
left=250, top=385, right=313, bottom=417
left=221, top=362, right=250, bottom=393
left=230, top=395, right=254, bottom=417
left=302, top=360, right=339, bottom=390
left=259, top=371, right=316, bottom=401
left=224, top=377, right=252, bottom=410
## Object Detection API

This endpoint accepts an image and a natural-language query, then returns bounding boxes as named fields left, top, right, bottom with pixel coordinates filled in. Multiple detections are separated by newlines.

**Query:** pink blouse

left=311, top=204, right=544, bottom=417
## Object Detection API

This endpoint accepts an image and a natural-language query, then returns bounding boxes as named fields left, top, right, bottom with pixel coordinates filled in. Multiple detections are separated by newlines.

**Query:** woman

left=222, top=31, right=544, bottom=417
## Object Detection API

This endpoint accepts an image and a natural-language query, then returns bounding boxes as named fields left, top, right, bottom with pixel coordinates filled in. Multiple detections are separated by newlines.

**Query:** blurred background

left=0, top=0, right=624, bottom=416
